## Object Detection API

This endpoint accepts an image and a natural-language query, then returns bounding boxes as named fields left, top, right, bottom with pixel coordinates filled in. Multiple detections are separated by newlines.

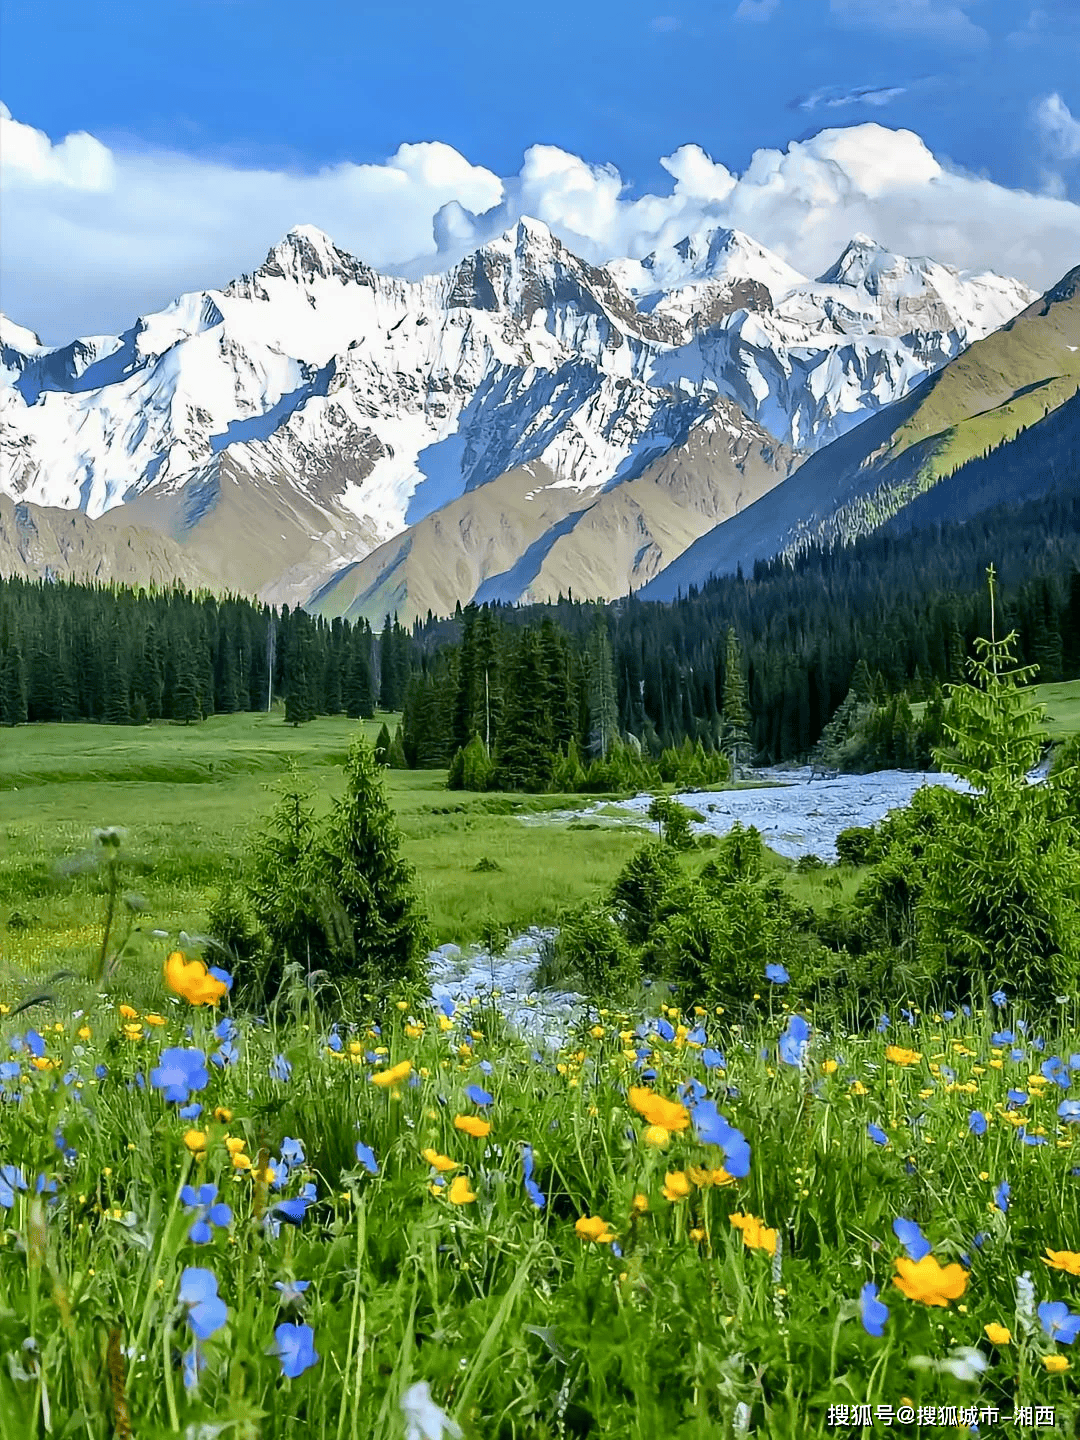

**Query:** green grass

left=0, top=987, right=1078, bottom=1436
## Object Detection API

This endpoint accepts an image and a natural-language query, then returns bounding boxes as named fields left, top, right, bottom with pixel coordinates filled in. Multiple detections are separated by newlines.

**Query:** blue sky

left=3, top=0, right=1079, bottom=340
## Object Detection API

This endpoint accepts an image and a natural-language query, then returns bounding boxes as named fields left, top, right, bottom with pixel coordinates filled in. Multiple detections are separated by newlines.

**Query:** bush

left=608, top=842, right=690, bottom=947
left=646, top=795, right=697, bottom=850
left=552, top=902, right=641, bottom=1001
left=702, top=821, right=765, bottom=882
left=835, top=826, right=882, bottom=868
left=204, top=881, right=271, bottom=1006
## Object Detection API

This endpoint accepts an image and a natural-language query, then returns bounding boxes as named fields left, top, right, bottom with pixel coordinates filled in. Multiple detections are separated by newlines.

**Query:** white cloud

left=829, top=0, right=988, bottom=48
left=734, top=0, right=780, bottom=21
left=1035, top=93, right=1080, bottom=161
left=3, top=105, right=1080, bottom=345
left=794, top=83, right=908, bottom=111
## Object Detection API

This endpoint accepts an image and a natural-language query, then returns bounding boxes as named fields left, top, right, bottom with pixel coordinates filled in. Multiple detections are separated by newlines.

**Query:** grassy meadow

left=2, top=704, right=1080, bottom=1436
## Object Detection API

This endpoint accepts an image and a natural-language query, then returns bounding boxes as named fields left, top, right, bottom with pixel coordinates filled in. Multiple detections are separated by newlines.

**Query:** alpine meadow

left=3, top=4, right=1080, bottom=1436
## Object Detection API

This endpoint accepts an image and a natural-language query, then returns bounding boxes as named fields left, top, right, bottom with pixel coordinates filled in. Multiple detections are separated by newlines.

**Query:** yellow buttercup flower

left=822, top=1059, right=839, bottom=1075
left=662, top=1171, right=693, bottom=1202
left=729, top=1212, right=778, bottom=1256
left=164, top=952, right=228, bottom=1007
left=448, top=1175, right=476, bottom=1205
left=144, top=1013, right=166, bottom=1027
left=628, top=1087, right=690, bottom=1133
left=183, top=1131, right=207, bottom=1154
left=422, top=1149, right=459, bottom=1173
left=631, top=1193, right=649, bottom=1214
left=984, top=1323, right=1012, bottom=1345
left=892, top=1254, right=968, bottom=1307
left=1044, top=1354, right=1070, bottom=1374
left=118, top=1005, right=139, bottom=1019
left=885, top=1046, right=922, bottom=1067
left=371, top=1060, right=412, bottom=1089
left=642, top=1125, right=672, bottom=1148
left=686, top=1166, right=735, bottom=1188
left=404, top=1024, right=424, bottom=1039
left=575, top=1215, right=616, bottom=1244
left=1043, top=1249, right=1080, bottom=1276
left=454, top=1115, right=491, bottom=1138
left=224, top=1137, right=246, bottom=1155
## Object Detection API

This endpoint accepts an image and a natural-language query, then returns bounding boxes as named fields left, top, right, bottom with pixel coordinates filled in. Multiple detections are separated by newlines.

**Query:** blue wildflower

left=522, top=1143, right=546, bottom=1209
left=149, top=1048, right=209, bottom=1105
left=867, top=1123, right=889, bottom=1147
left=208, top=966, right=233, bottom=993
left=893, top=1218, right=931, bottom=1261
left=280, top=1138, right=305, bottom=1167
left=765, top=963, right=790, bottom=984
left=877, top=1014, right=890, bottom=1033
left=273, top=1279, right=310, bottom=1308
left=991, top=1030, right=1014, bottom=1045
left=180, top=1184, right=232, bottom=1245
left=0, top=1165, right=29, bottom=1208
left=686, top=1025, right=707, bottom=1046
left=654, top=1018, right=675, bottom=1043
left=211, top=1041, right=239, bottom=1069
left=354, top=1141, right=379, bottom=1177
left=859, top=1282, right=889, bottom=1337
left=701, top=1048, right=726, bottom=1070
left=179, top=1102, right=203, bottom=1120
left=994, top=1181, right=1010, bottom=1213
left=270, top=1054, right=292, bottom=1082
left=182, top=1343, right=207, bottom=1392
left=690, top=1099, right=751, bottom=1177
left=1058, top=1100, right=1080, bottom=1124
left=270, top=1322, right=319, bottom=1378
left=1006, top=1090, right=1029, bottom=1108
left=465, top=1084, right=493, bottom=1108
left=778, top=1014, right=810, bottom=1067
left=1039, top=1301, right=1080, bottom=1345
left=1041, top=1056, right=1069, bottom=1088
left=178, top=1268, right=228, bottom=1340
left=991, top=989, right=1007, bottom=1008
left=969, top=1111, right=987, bottom=1136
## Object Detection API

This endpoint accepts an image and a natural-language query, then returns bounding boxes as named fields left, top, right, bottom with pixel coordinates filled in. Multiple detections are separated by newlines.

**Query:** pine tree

left=284, top=655, right=315, bottom=726
left=495, top=629, right=556, bottom=791
left=586, top=614, right=619, bottom=761
left=374, top=722, right=392, bottom=765
left=0, top=637, right=28, bottom=726
left=171, top=644, right=202, bottom=725
left=720, top=627, right=752, bottom=774
left=315, top=737, right=430, bottom=992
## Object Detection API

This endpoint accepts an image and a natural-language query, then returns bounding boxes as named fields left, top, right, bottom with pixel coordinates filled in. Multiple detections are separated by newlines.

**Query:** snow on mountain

left=0, top=218, right=1039, bottom=612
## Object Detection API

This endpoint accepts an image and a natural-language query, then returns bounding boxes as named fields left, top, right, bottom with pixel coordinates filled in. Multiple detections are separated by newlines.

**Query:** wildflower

left=273, top=1280, right=310, bottom=1309
left=164, top=953, right=229, bottom=1008
left=729, top=1212, right=777, bottom=1256
left=991, top=989, right=1007, bottom=1008
left=180, top=1184, right=232, bottom=1245
left=867, top=1124, right=888, bottom=1147
left=627, top=1087, right=690, bottom=1133
left=689, top=1099, right=751, bottom=1177
left=183, top=1343, right=207, bottom=1393
left=778, top=1015, right=810, bottom=1067
left=178, top=1268, right=228, bottom=1339
left=149, top=1048, right=209, bottom=1105
left=422, top=1149, right=459, bottom=1174
left=448, top=1175, right=476, bottom=1205
left=183, top=1131, right=208, bottom=1155
left=662, top=1171, right=692, bottom=1202
left=765, top=963, right=790, bottom=984
left=224, top=1137, right=246, bottom=1156
left=270, top=1054, right=292, bottom=1082
left=1007, top=1089, right=1029, bottom=1107
left=371, top=1060, right=412, bottom=1089
left=631, top=1193, right=649, bottom=1214
left=1045, top=1354, right=1071, bottom=1373
left=576, top=1215, right=616, bottom=1244
left=354, top=1142, right=379, bottom=1177
left=400, top=1379, right=464, bottom=1440
left=984, top=1322, right=1012, bottom=1344
left=145, top=1014, right=166, bottom=1027
left=1039, top=1301, right=1080, bottom=1344
left=1044, top=1249, right=1080, bottom=1276
left=822, top=1059, right=838, bottom=1075
left=994, top=1181, right=1010, bottom=1213
left=968, top=1110, right=987, bottom=1135
left=885, top=1046, right=922, bottom=1067
left=642, top=1125, right=671, bottom=1148
left=859, top=1282, right=889, bottom=1337
left=521, top=1144, right=545, bottom=1210
left=1058, top=1100, right=1080, bottom=1124
left=686, top=1166, right=735, bottom=1187
left=892, top=1255, right=968, bottom=1307
left=453, top=1115, right=490, bottom=1138
left=893, top=1218, right=931, bottom=1261
left=0, top=1165, right=28, bottom=1208
left=464, top=1084, right=493, bottom=1108
left=269, top=1322, right=319, bottom=1378
left=701, top=1048, right=726, bottom=1070
left=118, top=1005, right=139, bottom=1020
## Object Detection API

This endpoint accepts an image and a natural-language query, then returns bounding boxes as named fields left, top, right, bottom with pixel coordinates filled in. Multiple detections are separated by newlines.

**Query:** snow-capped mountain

left=0, top=218, right=1038, bottom=618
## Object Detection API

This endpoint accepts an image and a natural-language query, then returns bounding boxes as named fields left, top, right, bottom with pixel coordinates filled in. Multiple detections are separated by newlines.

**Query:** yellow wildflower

left=575, top=1215, right=616, bottom=1244
left=164, top=952, right=227, bottom=1007
left=892, top=1254, right=968, bottom=1307
left=729, top=1212, right=778, bottom=1256
left=1044, top=1249, right=1080, bottom=1276
left=885, top=1046, right=922, bottom=1067
left=1044, top=1355, right=1070, bottom=1374
left=448, top=1175, right=476, bottom=1205
left=422, top=1149, right=459, bottom=1173
left=453, top=1115, right=491, bottom=1138
left=661, top=1171, right=693, bottom=1202
left=370, top=1060, right=412, bottom=1089
left=984, top=1323, right=1012, bottom=1345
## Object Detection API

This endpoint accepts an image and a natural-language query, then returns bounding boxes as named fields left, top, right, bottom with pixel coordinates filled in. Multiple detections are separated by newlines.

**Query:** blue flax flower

left=1006, top=1090, right=1028, bottom=1108
left=765, top=963, right=790, bottom=984
left=182, top=1343, right=207, bottom=1392
left=969, top=1111, right=987, bottom=1136
left=149, top=1048, right=209, bottom=1105
left=701, top=1048, right=725, bottom=1070
left=992, top=1029, right=1014, bottom=1045
left=270, top=1322, right=319, bottom=1378
left=179, top=1268, right=228, bottom=1340
left=994, top=1181, right=1010, bottom=1213
left=991, top=989, right=1007, bottom=1008
left=465, top=1084, right=493, bottom=1108
left=690, top=1099, right=751, bottom=1177
left=270, top=1054, right=292, bottom=1082
left=0, top=1165, right=28, bottom=1208
left=893, top=1218, right=931, bottom=1261
left=654, top=1017, right=676, bottom=1043
left=1041, top=1057, right=1069, bottom=1087
left=274, top=1279, right=311, bottom=1308
left=1058, top=1100, right=1080, bottom=1124
left=686, top=1025, right=707, bottom=1046
left=521, top=1143, right=546, bottom=1209
left=778, top=1014, right=810, bottom=1067
left=280, top=1138, right=305, bottom=1167
left=354, top=1141, right=379, bottom=1176
left=859, top=1282, right=889, bottom=1337
left=876, top=1015, right=890, bottom=1033
left=181, top=1184, right=232, bottom=1245
left=867, top=1123, right=889, bottom=1147
left=1039, top=1301, right=1080, bottom=1345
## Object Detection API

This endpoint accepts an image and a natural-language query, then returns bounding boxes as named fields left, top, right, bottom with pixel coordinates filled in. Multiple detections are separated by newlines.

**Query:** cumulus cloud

left=3, top=104, right=1080, bottom=345
left=829, top=0, right=988, bottom=48
left=1035, top=93, right=1080, bottom=161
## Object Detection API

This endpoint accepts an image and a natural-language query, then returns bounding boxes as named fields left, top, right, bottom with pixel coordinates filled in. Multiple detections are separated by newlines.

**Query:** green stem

left=131, top=1155, right=192, bottom=1374
left=163, top=1317, right=179, bottom=1431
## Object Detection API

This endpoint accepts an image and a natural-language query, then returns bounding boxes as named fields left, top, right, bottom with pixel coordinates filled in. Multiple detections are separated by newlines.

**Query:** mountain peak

left=252, top=225, right=370, bottom=287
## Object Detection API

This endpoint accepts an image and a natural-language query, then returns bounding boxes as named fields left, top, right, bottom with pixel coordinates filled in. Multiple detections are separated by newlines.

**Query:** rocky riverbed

left=425, top=760, right=1051, bottom=1041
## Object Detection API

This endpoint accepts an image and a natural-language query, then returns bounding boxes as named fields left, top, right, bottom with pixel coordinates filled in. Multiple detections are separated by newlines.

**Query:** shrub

left=551, top=902, right=641, bottom=1001
left=835, top=826, right=882, bottom=868
left=608, top=842, right=690, bottom=947
left=646, top=795, right=697, bottom=850
left=702, top=821, right=765, bottom=882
